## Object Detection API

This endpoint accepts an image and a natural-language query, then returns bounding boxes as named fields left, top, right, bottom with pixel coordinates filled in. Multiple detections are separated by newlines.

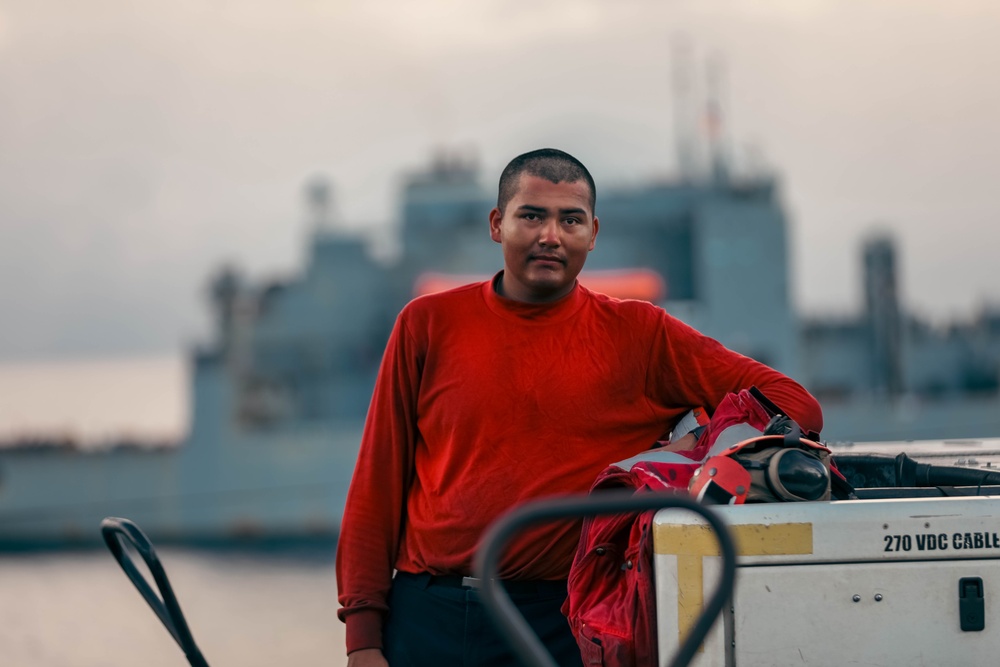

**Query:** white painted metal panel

left=733, top=560, right=999, bottom=666
left=653, top=496, right=1000, bottom=666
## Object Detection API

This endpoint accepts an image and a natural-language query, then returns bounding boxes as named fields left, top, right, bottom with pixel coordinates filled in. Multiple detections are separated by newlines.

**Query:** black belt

left=399, top=572, right=567, bottom=596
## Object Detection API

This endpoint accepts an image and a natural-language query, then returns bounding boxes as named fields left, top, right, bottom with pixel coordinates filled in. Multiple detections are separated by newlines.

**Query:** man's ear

left=589, top=217, right=600, bottom=251
left=488, top=207, right=503, bottom=244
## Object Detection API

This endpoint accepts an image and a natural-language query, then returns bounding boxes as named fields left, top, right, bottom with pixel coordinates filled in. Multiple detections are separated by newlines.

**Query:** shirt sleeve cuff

left=345, top=609, right=384, bottom=654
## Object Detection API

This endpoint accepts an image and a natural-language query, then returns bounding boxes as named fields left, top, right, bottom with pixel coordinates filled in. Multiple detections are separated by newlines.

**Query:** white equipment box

left=653, top=497, right=1000, bottom=666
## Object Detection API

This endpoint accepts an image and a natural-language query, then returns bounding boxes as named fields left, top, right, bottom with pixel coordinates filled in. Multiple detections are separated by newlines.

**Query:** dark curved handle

left=101, top=517, right=210, bottom=667
left=473, top=490, right=737, bottom=667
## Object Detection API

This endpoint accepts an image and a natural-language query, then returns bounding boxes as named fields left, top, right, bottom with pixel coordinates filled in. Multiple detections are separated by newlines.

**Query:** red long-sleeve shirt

left=336, top=277, right=821, bottom=653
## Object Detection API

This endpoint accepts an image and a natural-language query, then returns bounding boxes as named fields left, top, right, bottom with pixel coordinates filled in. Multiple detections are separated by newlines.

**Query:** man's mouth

left=530, top=254, right=566, bottom=265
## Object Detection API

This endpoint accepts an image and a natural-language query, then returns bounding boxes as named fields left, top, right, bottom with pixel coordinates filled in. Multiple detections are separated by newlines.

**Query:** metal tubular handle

left=473, top=490, right=737, bottom=667
left=101, top=517, right=210, bottom=667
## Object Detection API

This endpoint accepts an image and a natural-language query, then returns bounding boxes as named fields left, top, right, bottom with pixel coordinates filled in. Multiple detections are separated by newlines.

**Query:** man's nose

left=538, top=218, right=560, bottom=246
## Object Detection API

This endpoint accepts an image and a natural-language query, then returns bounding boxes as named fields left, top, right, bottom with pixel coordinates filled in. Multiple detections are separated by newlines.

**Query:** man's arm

left=648, top=312, right=822, bottom=435
left=336, top=311, right=421, bottom=655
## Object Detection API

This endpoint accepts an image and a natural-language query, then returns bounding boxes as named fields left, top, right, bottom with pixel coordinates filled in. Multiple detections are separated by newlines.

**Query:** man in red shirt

left=337, top=149, right=822, bottom=667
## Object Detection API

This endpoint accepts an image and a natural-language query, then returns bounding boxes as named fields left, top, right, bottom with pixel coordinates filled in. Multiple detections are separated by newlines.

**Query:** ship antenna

left=671, top=34, right=698, bottom=183
left=705, top=52, right=730, bottom=186
left=306, top=176, right=335, bottom=232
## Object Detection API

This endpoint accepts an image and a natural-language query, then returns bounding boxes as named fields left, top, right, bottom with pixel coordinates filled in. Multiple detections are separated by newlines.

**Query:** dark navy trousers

left=383, top=572, right=584, bottom=667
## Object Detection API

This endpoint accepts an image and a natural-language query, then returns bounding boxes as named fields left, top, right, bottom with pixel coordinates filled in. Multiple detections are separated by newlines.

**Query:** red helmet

left=688, top=455, right=751, bottom=505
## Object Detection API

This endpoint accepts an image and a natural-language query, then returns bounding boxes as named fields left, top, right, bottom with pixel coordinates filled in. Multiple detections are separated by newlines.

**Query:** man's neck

left=493, top=272, right=576, bottom=304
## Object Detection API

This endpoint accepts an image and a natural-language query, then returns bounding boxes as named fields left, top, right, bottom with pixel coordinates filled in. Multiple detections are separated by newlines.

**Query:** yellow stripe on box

left=654, top=522, right=813, bottom=556
left=655, top=522, right=813, bottom=650
left=676, top=554, right=706, bottom=651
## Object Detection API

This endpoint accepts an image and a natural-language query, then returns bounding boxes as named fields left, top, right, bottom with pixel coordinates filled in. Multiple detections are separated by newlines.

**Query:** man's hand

left=662, top=432, right=698, bottom=452
left=347, top=648, right=389, bottom=667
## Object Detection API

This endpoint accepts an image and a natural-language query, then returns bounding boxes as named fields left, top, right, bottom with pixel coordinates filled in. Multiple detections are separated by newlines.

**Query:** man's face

left=488, top=173, right=599, bottom=303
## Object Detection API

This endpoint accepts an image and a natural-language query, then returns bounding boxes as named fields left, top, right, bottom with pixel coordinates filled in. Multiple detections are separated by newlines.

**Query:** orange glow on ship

left=414, top=269, right=666, bottom=303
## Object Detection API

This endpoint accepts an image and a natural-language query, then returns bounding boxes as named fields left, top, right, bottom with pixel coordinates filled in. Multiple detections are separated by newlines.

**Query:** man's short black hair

left=497, top=148, right=596, bottom=214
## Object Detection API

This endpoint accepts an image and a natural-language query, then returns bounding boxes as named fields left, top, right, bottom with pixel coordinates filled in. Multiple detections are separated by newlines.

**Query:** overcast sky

left=2, top=0, right=999, bottom=362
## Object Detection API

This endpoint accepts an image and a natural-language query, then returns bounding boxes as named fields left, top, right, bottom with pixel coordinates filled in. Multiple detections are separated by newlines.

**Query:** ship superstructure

left=0, top=149, right=803, bottom=546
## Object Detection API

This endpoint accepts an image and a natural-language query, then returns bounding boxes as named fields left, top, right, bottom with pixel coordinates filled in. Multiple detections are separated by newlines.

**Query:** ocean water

left=0, top=355, right=349, bottom=665
left=0, top=547, right=348, bottom=667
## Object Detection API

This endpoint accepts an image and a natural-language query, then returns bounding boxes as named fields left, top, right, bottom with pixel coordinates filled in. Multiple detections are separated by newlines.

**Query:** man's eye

left=564, top=218, right=579, bottom=225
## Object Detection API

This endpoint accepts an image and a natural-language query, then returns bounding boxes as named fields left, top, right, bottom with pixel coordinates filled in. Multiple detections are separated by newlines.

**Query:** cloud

left=1, top=0, right=999, bottom=360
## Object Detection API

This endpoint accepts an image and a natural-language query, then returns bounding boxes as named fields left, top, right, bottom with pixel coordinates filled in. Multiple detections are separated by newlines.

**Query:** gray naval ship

left=4, top=149, right=1000, bottom=547
left=0, top=150, right=800, bottom=547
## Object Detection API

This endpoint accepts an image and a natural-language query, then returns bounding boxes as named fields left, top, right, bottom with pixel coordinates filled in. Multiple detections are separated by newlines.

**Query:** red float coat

left=336, top=275, right=822, bottom=653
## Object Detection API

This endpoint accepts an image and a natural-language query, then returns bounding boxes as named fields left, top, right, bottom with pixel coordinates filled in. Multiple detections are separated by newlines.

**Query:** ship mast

left=671, top=35, right=699, bottom=183
left=306, top=176, right=334, bottom=233
left=705, top=52, right=730, bottom=186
